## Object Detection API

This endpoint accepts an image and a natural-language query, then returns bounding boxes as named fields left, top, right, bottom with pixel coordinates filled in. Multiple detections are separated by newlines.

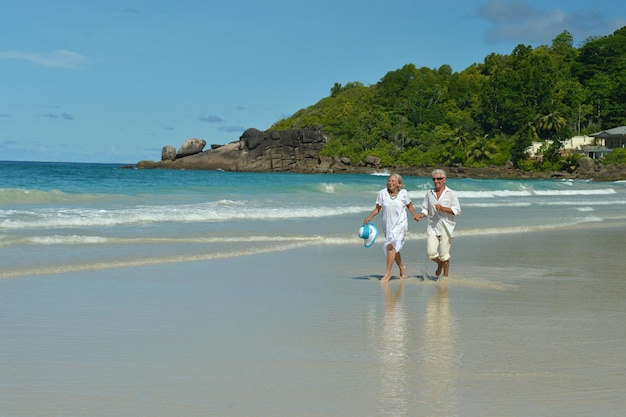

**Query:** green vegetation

left=604, top=148, right=626, bottom=165
left=272, top=27, right=626, bottom=170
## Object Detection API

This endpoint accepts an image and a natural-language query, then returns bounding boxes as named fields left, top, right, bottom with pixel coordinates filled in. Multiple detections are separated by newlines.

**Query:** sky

left=1, top=0, right=625, bottom=164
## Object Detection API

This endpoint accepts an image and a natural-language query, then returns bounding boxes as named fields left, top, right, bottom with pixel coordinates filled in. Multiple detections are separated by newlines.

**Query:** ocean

left=2, top=160, right=626, bottom=416
left=2, top=160, right=625, bottom=279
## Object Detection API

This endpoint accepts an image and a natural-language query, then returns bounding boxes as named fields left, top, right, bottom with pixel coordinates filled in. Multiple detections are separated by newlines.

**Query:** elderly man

left=415, top=169, right=461, bottom=279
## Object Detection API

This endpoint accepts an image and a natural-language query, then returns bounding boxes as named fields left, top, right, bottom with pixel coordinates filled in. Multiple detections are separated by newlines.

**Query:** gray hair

left=431, top=169, right=447, bottom=179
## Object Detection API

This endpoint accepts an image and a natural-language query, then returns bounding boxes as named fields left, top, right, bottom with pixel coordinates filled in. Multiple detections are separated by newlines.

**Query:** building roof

left=590, top=126, right=626, bottom=138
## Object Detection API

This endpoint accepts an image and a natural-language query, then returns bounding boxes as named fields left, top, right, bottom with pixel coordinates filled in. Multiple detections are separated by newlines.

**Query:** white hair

left=431, top=169, right=447, bottom=178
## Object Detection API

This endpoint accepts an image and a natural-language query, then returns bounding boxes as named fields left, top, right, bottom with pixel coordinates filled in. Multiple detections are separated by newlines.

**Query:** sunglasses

left=432, top=177, right=445, bottom=181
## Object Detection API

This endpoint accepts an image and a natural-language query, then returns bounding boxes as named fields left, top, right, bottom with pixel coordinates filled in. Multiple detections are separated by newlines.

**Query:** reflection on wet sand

left=375, top=281, right=459, bottom=416
left=377, top=281, right=408, bottom=417
left=421, top=282, right=458, bottom=416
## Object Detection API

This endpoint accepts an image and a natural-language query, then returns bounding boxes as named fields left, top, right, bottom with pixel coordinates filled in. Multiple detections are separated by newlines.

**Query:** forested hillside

left=272, top=27, right=626, bottom=171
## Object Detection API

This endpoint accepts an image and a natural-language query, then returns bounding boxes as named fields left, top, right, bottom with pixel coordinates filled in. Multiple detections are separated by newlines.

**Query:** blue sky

left=1, top=0, right=625, bottom=163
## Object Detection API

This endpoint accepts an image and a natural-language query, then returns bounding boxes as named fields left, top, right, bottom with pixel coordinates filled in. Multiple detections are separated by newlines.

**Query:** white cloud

left=199, top=115, right=224, bottom=123
left=477, top=0, right=621, bottom=45
left=0, top=49, right=87, bottom=69
left=42, top=113, right=74, bottom=120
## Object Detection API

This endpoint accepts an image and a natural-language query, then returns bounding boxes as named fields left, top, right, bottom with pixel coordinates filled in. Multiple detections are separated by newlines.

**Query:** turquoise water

left=2, top=160, right=626, bottom=278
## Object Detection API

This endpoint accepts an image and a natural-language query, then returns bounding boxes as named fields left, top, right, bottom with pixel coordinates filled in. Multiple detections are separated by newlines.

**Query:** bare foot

left=435, top=261, right=443, bottom=277
left=381, top=273, right=391, bottom=283
left=442, top=260, right=450, bottom=278
left=399, top=265, right=406, bottom=279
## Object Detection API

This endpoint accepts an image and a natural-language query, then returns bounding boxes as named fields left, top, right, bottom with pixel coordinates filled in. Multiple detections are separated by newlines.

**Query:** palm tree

left=451, top=127, right=470, bottom=154
left=536, top=111, right=567, bottom=138
left=466, top=134, right=498, bottom=166
left=441, top=127, right=470, bottom=165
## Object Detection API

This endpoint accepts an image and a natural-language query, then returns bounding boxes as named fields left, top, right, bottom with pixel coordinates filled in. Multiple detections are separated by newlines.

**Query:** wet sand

left=1, top=226, right=625, bottom=417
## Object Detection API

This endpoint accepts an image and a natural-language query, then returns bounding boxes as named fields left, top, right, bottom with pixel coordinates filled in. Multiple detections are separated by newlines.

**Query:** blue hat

left=358, top=223, right=378, bottom=248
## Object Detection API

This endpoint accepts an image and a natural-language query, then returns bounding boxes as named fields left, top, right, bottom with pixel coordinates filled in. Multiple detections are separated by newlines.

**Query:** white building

left=527, top=135, right=600, bottom=157
left=527, top=130, right=624, bottom=159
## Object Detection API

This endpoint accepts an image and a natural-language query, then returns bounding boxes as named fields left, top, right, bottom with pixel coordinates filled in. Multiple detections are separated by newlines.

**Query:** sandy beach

left=2, top=223, right=625, bottom=417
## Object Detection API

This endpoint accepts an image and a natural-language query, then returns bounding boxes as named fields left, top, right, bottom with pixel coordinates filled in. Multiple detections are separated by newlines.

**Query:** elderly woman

left=364, top=173, right=420, bottom=282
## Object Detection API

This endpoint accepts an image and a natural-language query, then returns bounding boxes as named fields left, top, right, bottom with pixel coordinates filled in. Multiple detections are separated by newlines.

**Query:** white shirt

left=419, top=186, right=461, bottom=237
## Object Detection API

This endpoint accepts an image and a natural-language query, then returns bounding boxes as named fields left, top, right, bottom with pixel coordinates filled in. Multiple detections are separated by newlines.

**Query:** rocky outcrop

left=137, top=127, right=339, bottom=172
left=595, top=163, right=626, bottom=181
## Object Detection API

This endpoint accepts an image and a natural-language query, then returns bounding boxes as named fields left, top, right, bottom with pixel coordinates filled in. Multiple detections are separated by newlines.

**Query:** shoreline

left=130, top=160, right=626, bottom=182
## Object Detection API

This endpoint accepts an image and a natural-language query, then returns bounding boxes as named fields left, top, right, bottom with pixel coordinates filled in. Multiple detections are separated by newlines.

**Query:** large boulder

left=176, top=138, right=206, bottom=158
left=235, top=127, right=328, bottom=171
left=577, top=156, right=596, bottom=174
left=161, top=145, right=176, bottom=161
left=364, top=155, right=381, bottom=167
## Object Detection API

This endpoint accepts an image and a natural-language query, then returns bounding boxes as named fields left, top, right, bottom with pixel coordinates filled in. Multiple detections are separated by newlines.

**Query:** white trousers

left=427, top=233, right=451, bottom=262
